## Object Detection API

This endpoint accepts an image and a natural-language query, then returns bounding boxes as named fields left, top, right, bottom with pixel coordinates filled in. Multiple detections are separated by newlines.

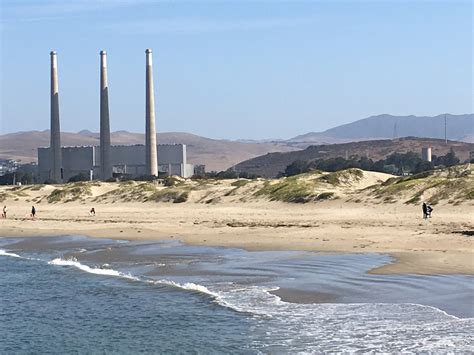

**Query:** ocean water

left=0, top=236, right=473, bottom=353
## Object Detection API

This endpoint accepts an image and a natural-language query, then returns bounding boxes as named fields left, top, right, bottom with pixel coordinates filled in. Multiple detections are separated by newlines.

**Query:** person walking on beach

left=422, top=202, right=428, bottom=219
left=2, top=205, right=7, bottom=218
left=31, top=206, right=36, bottom=218
left=89, top=207, right=96, bottom=216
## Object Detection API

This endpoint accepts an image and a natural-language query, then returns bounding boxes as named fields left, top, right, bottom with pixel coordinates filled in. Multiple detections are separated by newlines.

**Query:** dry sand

left=1, top=198, right=472, bottom=275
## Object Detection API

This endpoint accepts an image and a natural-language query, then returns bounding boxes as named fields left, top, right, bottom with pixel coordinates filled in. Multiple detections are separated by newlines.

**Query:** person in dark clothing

left=90, top=207, right=96, bottom=216
left=422, top=202, right=428, bottom=219
left=426, top=205, right=433, bottom=218
left=31, top=206, right=36, bottom=218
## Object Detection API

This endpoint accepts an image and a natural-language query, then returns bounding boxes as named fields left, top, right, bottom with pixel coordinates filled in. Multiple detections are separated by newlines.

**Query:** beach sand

left=1, top=199, right=472, bottom=275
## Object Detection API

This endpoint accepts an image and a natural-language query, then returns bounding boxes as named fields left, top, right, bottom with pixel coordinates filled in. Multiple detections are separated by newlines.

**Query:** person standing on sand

left=31, top=206, right=36, bottom=218
left=90, top=207, right=96, bottom=216
left=426, top=204, right=433, bottom=218
left=2, top=205, right=7, bottom=218
left=422, top=202, right=428, bottom=219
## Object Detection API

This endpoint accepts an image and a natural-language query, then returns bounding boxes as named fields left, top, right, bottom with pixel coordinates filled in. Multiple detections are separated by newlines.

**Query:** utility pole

left=444, top=114, right=447, bottom=145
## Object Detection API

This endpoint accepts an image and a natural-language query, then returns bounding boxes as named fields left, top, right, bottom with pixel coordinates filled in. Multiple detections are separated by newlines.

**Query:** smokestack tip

left=100, top=50, right=107, bottom=55
left=145, top=48, right=152, bottom=54
left=50, top=50, right=57, bottom=55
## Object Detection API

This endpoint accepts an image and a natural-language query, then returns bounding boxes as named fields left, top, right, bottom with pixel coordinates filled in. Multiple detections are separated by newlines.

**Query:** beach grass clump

left=147, top=189, right=189, bottom=203
left=316, top=192, right=336, bottom=201
left=30, top=184, right=45, bottom=191
left=253, top=169, right=361, bottom=203
left=137, top=182, right=158, bottom=192
left=254, top=176, right=314, bottom=203
left=11, top=190, right=29, bottom=197
left=223, top=180, right=251, bottom=197
left=369, top=164, right=474, bottom=205
left=223, top=188, right=238, bottom=197
left=47, top=184, right=93, bottom=203
left=374, top=179, right=420, bottom=196
left=173, top=191, right=189, bottom=203
left=92, top=181, right=169, bottom=203
left=465, top=189, right=474, bottom=200
left=231, top=180, right=250, bottom=188
left=405, top=193, right=423, bottom=205
left=318, top=169, right=364, bottom=186
left=47, top=189, right=67, bottom=203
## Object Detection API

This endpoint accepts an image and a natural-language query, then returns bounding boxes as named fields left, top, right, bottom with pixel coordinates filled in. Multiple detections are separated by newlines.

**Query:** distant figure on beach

left=426, top=204, right=433, bottom=218
left=90, top=207, right=96, bottom=216
left=422, top=202, right=433, bottom=219
left=422, top=203, right=427, bottom=219
left=31, top=206, right=36, bottom=218
left=2, top=205, right=7, bottom=218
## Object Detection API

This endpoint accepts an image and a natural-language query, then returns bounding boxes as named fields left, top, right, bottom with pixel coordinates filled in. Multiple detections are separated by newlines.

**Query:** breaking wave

left=0, top=249, right=21, bottom=258
left=27, top=255, right=474, bottom=352
left=48, top=258, right=139, bottom=280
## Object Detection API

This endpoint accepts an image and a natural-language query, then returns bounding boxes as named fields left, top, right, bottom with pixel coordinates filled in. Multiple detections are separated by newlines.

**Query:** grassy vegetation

left=253, top=169, right=367, bottom=203
left=318, top=168, right=364, bottom=186
left=231, top=180, right=250, bottom=188
left=2, top=165, right=471, bottom=206
left=47, top=184, right=93, bottom=203
left=147, top=189, right=189, bottom=203
left=47, top=189, right=67, bottom=203
left=316, top=192, right=336, bottom=201
left=30, top=184, right=45, bottom=191
left=254, top=175, right=314, bottom=203
left=93, top=182, right=160, bottom=203
left=173, top=191, right=189, bottom=203
left=370, top=164, right=473, bottom=205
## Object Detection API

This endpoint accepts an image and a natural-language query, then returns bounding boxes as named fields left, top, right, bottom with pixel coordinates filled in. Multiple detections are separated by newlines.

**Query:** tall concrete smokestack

left=100, top=50, right=112, bottom=180
left=50, top=51, right=62, bottom=183
left=145, top=48, right=158, bottom=176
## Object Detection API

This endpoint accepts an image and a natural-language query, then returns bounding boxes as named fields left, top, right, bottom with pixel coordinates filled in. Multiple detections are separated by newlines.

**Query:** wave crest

left=48, top=257, right=139, bottom=280
left=0, top=249, right=21, bottom=258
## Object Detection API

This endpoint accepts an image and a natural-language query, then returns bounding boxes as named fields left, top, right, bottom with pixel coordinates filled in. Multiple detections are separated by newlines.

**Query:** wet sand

left=1, top=201, right=473, bottom=275
left=2, top=236, right=473, bottom=318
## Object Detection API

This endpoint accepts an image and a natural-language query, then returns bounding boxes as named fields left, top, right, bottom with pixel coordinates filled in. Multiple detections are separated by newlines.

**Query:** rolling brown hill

left=0, top=130, right=297, bottom=172
left=234, top=137, right=474, bottom=177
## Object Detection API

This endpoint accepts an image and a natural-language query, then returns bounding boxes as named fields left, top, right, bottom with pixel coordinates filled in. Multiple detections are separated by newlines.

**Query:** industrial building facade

left=38, top=144, right=194, bottom=182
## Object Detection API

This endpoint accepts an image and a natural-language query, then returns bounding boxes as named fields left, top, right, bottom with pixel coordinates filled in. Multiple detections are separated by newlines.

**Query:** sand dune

left=1, top=167, right=472, bottom=275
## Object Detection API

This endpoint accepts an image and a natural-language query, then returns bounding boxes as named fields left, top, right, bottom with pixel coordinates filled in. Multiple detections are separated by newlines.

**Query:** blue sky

left=1, top=0, right=472, bottom=139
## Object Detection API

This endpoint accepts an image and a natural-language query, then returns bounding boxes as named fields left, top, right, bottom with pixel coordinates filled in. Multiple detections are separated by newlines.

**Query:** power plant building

left=38, top=144, right=194, bottom=182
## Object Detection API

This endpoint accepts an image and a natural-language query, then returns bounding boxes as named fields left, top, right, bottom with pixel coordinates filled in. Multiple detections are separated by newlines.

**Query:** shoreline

left=1, top=201, right=473, bottom=275
left=2, top=233, right=473, bottom=319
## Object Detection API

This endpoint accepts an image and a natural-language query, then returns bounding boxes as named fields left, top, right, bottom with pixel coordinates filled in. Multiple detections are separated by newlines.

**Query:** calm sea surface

left=1, top=236, right=473, bottom=353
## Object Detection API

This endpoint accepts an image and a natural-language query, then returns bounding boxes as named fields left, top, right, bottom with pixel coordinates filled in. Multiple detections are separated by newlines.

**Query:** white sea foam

left=43, top=256, right=474, bottom=352
left=151, top=279, right=221, bottom=298
left=0, top=249, right=21, bottom=258
left=146, top=280, right=474, bottom=352
left=48, top=257, right=139, bottom=280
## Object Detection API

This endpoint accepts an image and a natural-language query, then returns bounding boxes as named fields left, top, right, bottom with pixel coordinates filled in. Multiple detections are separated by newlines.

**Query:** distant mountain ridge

left=234, top=137, right=474, bottom=178
left=1, top=113, right=472, bottom=172
left=290, top=114, right=473, bottom=144
left=0, top=131, right=296, bottom=171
